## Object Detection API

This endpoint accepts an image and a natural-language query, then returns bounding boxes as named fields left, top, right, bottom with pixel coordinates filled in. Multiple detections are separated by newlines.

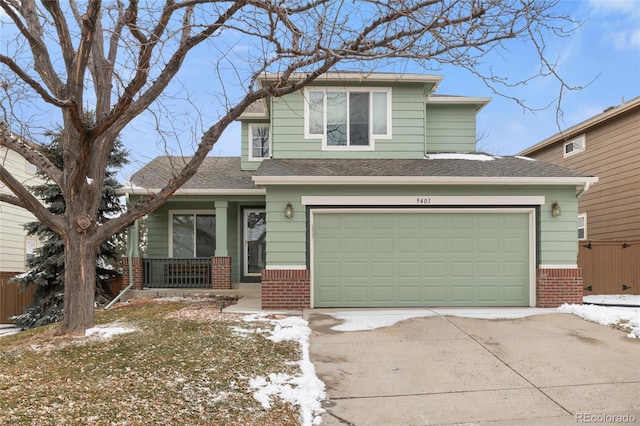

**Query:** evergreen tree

left=12, top=127, right=129, bottom=328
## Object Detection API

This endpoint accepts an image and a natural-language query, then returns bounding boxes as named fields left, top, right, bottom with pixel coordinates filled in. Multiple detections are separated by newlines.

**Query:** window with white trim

left=25, top=238, right=38, bottom=266
left=26, top=162, right=41, bottom=174
left=248, top=123, right=270, bottom=161
left=169, top=211, right=216, bottom=258
left=304, top=87, right=391, bottom=150
left=564, top=135, right=586, bottom=157
left=578, top=213, right=587, bottom=240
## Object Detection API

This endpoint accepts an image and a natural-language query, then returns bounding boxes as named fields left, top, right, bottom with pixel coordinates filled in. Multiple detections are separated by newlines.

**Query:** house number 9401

left=416, top=197, right=431, bottom=204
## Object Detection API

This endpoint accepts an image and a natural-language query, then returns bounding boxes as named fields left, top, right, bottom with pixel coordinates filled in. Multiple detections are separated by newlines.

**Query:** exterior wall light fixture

left=285, top=203, right=294, bottom=218
left=551, top=202, right=561, bottom=217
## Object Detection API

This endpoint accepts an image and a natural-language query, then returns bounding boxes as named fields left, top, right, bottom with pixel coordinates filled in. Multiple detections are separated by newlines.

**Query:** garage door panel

left=398, top=261, right=420, bottom=277
left=398, top=237, right=420, bottom=253
left=344, top=287, right=367, bottom=303
left=451, top=237, right=473, bottom=253
left=397, top=286, right=420, bottom=302
left=372, top=262, right=394, bottom=278
left=372, top=237, right=394, bottom=253
left=345, top=262, right=368, bottom=277
left=314, top=212, right=530, bottom=307
left=371, top=286, right=394, bottom=302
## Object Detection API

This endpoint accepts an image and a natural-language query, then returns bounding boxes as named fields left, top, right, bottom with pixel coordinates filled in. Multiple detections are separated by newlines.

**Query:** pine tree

left=12, top=127, right=129, bottom=328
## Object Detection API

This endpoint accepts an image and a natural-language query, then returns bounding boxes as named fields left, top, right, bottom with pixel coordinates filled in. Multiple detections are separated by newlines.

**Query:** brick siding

left=261, top=269, right=310, bottom=309
left=212, top=257, right=232, bottom=290
left=121, top=257, right=144, bottom=290
left=536, top=267, right=583, bottom=308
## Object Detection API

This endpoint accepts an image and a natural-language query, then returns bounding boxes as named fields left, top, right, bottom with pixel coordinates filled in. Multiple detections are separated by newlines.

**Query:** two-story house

left=121, top=72, right=597, bottom=309
left=0, top=149, right=41, bottom=322
left=519, top=96, right=640, bottom=295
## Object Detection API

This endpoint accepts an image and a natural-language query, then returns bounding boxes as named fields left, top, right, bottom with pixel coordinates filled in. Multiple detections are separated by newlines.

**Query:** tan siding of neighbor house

left=524, top=105, right=640, bottom=241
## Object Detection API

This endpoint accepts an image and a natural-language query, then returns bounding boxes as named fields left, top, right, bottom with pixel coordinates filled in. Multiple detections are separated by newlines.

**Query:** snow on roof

left=426, top=153, right=495, bottom=161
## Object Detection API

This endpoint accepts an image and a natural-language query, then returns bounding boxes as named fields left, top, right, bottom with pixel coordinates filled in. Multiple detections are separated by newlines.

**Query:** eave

left=252, top=176, right=599, bottom=186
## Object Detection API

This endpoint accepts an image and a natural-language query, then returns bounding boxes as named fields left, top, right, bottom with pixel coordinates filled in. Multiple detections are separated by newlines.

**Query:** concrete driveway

left=307, top=311, right=640, bottom=425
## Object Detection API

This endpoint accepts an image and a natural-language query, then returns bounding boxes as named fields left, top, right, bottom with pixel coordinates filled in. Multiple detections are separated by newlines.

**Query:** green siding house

left=121, top=72, right=597, bottom=309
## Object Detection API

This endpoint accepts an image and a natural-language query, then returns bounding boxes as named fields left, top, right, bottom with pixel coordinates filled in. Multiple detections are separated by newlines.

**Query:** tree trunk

left=59, top=229, right=98, bottom=335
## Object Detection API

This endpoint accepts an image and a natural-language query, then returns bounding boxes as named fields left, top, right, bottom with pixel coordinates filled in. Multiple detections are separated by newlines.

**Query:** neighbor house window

left=248, top=123, right=270, bottom=161
left=564, top=135, right=586, bottom=157
left=25, top=238, right=38, bottom=267
left=305, top=87, right=391, bottom=150
left=170, top=211, right=216, bottom=258
left=578, top=213, right=587, bottom=240
left=26, top=162, right=41, bottom=174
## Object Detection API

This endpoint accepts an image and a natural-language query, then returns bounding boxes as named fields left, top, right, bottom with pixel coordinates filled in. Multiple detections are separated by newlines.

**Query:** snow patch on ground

left=426, top=153, right=495, bottom=161
left=245, top=315, right=326, bottom=426
left=584, top=294, right=640, bottom=306
left=559, top=304, right=640, bottom=339
left=85, top=324, right=136, bottom=339
left=327, top=308, right=557, bottom=331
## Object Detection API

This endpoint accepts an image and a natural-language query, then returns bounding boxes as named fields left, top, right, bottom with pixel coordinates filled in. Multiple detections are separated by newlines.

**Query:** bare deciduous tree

left=0, top=0, right=577, bottom=335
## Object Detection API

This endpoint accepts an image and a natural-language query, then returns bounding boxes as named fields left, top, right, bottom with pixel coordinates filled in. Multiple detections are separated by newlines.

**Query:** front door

left=244, top=209, right=266, bottom=279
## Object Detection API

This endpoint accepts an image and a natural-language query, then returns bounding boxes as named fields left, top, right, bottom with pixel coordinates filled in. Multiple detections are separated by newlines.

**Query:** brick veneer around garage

left=261, top=269, right=310, bottom=309
left=536, top=267, right=583, bottom=308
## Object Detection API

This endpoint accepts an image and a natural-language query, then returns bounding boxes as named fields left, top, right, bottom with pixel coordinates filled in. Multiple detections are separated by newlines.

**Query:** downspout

left=576, top=181, right=593, bottom=199
left=105, top=195, right=135, bottom=309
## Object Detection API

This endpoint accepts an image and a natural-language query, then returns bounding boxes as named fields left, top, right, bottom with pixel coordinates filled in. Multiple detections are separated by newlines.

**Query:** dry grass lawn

left=0, top=297, right=301, bottom=425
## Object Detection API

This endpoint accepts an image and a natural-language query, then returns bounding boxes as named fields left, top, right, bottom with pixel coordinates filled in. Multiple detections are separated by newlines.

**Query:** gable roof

left=252, top=156, right=597, bottom=186
left=120, top=156, right=264, bottom=195
left=519, top=95, right=640, bottom=156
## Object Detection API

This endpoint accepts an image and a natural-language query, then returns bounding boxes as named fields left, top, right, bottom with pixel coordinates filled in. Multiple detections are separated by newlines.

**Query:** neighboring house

left=0, top=149, right=41, bottom=322
left=519, top=96, right=640, bottom=295
left=121, top=72, right=597, bottom=309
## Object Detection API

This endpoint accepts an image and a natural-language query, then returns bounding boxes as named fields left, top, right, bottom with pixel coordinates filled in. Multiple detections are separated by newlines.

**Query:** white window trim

left=303, top=87, right=392, bottom=151
left=168, top=210, right=216, bottom=258
left=248, top=123, right=271, bottom=162
left=578, top=212, right=587, bottom=240
left=25, top=237, right=38, bottom=267
left=563, top=135, right=586, bottom=158
left=26, top=162, right=41, bottom=174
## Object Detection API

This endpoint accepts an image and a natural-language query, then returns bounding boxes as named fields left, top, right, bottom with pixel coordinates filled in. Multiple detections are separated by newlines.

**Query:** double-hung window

left=170, top=211, right=216, bottom=258
left=305, top=87, right=391, bottom=150
left=577, top=213, right=587, bottom=240
left=248, top=124, right=270, bottom=161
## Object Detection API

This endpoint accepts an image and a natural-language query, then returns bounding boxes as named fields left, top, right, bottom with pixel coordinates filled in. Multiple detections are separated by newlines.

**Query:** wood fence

left=578, top=240, right=640, bottom=295
left=0, top=272, right=36, bottom=324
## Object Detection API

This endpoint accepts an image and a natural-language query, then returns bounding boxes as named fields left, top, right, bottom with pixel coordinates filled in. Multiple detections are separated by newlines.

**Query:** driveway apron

left=307, top=312, right=640, bottom=425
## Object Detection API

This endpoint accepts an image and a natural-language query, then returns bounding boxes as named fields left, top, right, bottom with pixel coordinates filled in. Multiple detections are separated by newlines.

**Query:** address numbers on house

left=416, top=197, right=432, bottom=204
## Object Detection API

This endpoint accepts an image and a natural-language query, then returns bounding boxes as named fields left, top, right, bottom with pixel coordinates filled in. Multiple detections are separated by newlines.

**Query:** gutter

left=576, top=180, right=595, bottom=199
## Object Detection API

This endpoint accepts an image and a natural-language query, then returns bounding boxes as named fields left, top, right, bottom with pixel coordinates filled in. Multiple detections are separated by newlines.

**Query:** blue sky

left=124, top=0, right=637, bottom=177
left=2, top=2, right=639, bottom=179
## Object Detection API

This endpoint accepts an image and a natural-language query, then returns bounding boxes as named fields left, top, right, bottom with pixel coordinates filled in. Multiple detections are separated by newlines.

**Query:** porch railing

left=143, top=258, right=212, bottom=288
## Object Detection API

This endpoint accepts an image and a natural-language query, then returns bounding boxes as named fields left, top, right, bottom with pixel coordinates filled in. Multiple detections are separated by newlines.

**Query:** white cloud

left=587, top=0, right=640, bottom=51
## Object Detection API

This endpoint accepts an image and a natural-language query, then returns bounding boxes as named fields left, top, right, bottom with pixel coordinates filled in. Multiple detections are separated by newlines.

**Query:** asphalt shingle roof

left=254, top=156, right=593, bottom=179
left=128, top=154, right=593, bottom=192
left=129, top=157, right=256, bottom=190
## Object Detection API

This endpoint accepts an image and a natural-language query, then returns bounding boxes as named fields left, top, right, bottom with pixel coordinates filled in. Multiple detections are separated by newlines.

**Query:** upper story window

left=248, top=124, right=270, bottom=161
left=563, top=135, right=585, bottom=158
left=578, top=213, right=587, bottom=240
left=304, top=87, right=391, bottom=150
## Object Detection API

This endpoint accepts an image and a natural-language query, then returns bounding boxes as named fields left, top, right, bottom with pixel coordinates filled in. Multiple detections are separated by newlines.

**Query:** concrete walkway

left=308, top=312, right=640, bottom=425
